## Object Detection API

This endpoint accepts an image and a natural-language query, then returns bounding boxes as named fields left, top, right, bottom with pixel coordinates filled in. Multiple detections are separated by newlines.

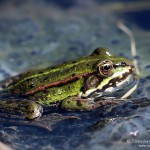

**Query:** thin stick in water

left=117, top=22, right=140, bottom=75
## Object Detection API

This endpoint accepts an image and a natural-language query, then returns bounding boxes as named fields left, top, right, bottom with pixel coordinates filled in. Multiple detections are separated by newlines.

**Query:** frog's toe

left=25, top=102, right=43, bottom=120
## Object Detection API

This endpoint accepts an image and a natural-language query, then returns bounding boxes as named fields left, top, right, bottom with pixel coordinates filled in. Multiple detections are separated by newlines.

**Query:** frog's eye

left=121, top=62, right=127, bottom=66
left=98, top=60, right=114, bottom=77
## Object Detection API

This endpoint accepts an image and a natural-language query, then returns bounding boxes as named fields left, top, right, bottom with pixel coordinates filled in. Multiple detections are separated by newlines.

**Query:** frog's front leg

left=0, top=99, right=43, bottom=120
left=60, top=96, right=118, bottom=111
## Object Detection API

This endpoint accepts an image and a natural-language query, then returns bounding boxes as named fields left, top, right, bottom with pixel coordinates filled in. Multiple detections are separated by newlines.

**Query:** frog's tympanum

left=0, top=48, right=138, bottom=119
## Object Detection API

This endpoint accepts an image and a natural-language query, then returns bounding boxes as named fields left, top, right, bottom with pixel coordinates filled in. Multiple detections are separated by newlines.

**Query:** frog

left=0, top=47, right=138, bottom=120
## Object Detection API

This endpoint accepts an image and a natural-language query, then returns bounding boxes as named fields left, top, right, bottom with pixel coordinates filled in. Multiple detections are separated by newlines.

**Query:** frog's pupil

left=104, top=65, right=110, bottom=70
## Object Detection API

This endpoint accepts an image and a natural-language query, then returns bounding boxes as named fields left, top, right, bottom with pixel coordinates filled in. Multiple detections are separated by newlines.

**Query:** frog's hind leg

left=60, top=96, right=118, bottom=111
left=0, top=99, right=43, bottom=120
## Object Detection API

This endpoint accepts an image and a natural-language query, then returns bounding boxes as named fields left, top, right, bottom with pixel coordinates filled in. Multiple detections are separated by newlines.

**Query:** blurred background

left=0, top=0, right=150, bottom=150
left=0, top=0, right=150, bottom=80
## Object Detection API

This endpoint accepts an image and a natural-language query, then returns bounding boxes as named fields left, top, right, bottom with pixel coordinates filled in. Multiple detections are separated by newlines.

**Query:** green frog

left=0, top=47, right=138, bottom=120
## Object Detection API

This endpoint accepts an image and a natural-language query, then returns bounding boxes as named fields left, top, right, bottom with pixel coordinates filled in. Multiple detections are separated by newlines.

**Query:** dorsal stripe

left=23, top=71, right=96, bottom=96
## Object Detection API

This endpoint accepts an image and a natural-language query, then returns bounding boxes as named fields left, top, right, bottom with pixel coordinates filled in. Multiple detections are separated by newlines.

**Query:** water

left=0, top=0, right=150, bottom=149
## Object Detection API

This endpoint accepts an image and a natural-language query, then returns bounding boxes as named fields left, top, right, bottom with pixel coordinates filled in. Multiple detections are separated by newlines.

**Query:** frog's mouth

left=100, top=73, right=139, bottom=99
left=82, top=65, right=139, bottom=99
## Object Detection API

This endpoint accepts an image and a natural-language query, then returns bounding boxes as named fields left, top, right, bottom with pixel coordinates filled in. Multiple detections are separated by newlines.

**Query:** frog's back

left=3, top=47, right=130, bottom=97
left=4, top=52, right=102, bottom=95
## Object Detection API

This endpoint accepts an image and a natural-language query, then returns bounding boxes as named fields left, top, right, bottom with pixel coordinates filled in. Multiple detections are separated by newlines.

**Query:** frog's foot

left=60, top=96, right=118, bottom=111
left=0, top=100, right=43, bottom=120
left=24, top=101, right=43, bottom=120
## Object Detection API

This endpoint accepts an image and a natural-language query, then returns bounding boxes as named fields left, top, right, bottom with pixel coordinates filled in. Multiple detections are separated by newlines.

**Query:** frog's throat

left=81, top=65, right=137, bottom=98
left=121, top=78, right=139, bottom=99
left=22, top=71, right=96, bottom=96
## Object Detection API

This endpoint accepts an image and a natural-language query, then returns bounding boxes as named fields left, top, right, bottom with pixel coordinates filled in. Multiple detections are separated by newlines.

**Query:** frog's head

left=82, top=47, right=138, bottom=99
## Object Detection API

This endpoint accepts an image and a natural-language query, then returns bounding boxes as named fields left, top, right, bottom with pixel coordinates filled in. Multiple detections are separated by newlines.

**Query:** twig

left=117, top=22, right=140, bottom=75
